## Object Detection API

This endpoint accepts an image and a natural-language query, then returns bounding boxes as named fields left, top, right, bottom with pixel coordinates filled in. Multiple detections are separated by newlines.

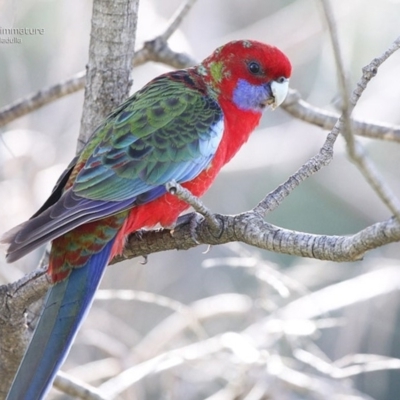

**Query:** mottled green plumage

left=73, top=71, right=223, bottom=201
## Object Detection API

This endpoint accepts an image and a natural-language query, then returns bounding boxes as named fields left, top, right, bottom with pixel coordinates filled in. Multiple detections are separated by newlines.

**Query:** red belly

left=110, top=164, right=216, bottom=258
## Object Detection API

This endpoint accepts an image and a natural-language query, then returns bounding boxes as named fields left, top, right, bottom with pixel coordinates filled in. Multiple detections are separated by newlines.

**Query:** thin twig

left=253, top=128, right=337, bottom=216
left=320, top=0, right=354, bottom=149
left=321, top=0, right=400, bottom=219
left=140, top=37, right=196, bottom=69
left=161, top=0, right=198, bottom=40
left=53, top=371, right=107, bottom=400
left=294, top=349, right=400, bottom=379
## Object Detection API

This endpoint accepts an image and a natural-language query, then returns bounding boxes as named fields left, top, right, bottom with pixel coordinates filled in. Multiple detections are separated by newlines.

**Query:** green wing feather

left=73, top=70, right=224, bottom=202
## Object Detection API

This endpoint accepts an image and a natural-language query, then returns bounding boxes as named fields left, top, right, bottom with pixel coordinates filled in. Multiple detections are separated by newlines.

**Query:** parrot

left=1, top=39, right=291, bottom=399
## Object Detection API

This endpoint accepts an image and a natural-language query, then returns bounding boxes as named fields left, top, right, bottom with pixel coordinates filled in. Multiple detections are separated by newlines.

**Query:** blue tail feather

left=6, top=239, right=114, bottom=400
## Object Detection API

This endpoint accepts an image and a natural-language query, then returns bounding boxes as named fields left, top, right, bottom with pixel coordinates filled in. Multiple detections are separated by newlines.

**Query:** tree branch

left=112, top=211, right=400, bottom=265
left=281, top=89, right=400, bottom=143
left=77, top=0, right=139, bottom=149
left=0, top=71, right=86, bottom=128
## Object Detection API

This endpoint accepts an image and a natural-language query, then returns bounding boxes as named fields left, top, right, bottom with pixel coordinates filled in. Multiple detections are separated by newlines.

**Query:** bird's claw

left=189, top=212, right=204, bottom=244
left=134, top=229, right=145, bottom=241
left=175, top=212, right=204, bottom=244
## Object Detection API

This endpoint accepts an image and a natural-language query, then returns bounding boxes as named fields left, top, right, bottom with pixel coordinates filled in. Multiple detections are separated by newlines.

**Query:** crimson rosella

left=2, top=40, right=291, bottom=399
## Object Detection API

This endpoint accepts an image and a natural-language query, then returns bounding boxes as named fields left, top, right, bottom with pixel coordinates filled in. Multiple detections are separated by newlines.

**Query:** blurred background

left=1, top=0, right=400, bottom=399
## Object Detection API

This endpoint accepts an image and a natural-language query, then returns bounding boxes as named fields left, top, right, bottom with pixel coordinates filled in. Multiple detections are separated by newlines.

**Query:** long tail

left=6, top=239, right=115, bottom=400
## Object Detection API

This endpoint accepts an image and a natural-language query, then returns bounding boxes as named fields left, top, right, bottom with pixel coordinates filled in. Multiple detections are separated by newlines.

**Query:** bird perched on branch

left=2, top=39, right=291, bottom=399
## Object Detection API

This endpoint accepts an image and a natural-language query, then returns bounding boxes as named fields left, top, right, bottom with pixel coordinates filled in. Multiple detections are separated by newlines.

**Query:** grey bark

left=77, top=0, right=139, bottom=151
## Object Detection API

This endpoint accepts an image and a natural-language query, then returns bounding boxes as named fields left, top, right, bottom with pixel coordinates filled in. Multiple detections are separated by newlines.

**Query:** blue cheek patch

left=232, top=79, right=272, bottom=112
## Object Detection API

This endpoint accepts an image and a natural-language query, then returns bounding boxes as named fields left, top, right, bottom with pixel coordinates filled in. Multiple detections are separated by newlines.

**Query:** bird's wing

left=73, top=70, right=223, bottom=202
left=3, top=70, right=224, bottom=261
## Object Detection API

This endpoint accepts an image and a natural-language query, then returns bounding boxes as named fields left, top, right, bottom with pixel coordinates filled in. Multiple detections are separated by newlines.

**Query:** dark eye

left=248, top=61, right=261, bottom=75
left=277, top=76, right=286, bottom=83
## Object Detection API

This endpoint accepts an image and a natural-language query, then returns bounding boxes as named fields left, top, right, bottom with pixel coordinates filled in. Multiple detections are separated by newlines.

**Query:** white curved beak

left=270, top=78, right=289, bottom=110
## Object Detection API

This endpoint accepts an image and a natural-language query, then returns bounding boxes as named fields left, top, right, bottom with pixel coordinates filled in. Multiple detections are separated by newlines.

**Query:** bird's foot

left=133, top=229, right=146, bottom=241
left=174, top=212, right=203, bottom=244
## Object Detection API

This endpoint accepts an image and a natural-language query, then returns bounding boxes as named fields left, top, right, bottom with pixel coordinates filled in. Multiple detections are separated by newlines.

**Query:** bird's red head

left=200, top=40, right=292, bottom=113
